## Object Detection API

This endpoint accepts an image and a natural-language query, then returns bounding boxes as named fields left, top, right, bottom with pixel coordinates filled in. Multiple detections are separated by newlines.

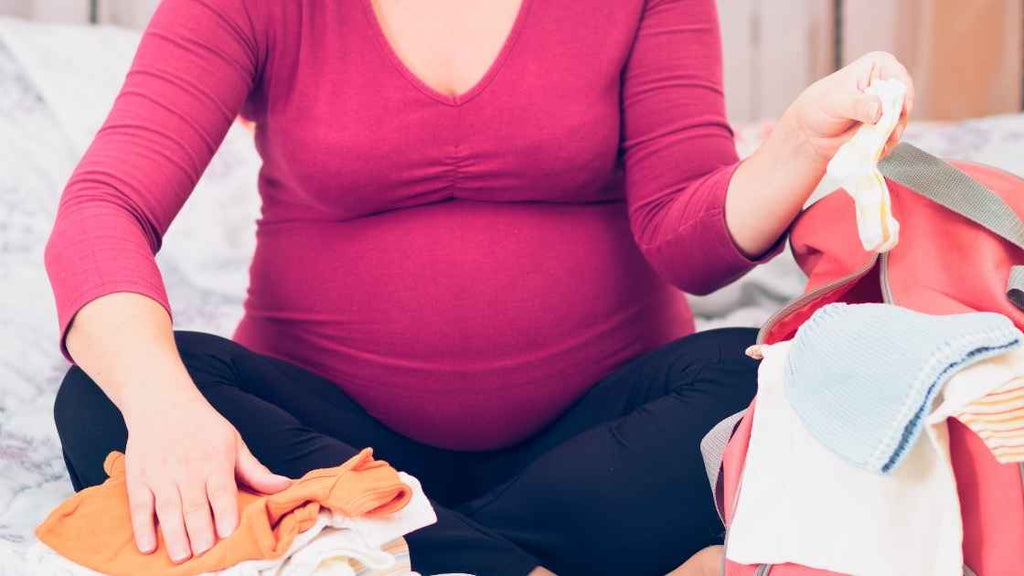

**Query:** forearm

left=65, top=292, right=200, bottom=423
left=724, top=113, right=827, bottom=258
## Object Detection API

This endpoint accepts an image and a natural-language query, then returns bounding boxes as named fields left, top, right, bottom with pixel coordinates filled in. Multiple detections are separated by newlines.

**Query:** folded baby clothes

left=784, top=303, right=1022, bottom=473
left=957, top=380, right=1024, bottom=462
left=826, top=77, right=906, bottom=253
left=34, top=449, right=436, bottom=576
left=929, top=346, right=1024, bottom=464
left=211, top=471, right=434, bottom=576
left=27, top=530, right=415, bottom=576
left=726, top=341, right=964, bottom=576
left=265, top=522, right=413, bottom=576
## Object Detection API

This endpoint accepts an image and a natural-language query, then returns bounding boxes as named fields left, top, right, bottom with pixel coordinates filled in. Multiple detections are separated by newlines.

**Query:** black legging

left=54, top=327, right=757, bottom=576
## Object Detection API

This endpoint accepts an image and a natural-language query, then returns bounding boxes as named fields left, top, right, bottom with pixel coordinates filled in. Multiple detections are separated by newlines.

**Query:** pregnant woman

left=45, top=1, right=912, bottom=574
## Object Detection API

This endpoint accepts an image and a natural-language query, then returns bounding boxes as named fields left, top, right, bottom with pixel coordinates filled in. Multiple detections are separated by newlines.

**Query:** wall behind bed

left=720, top=0, right=1023, bottom=123
left=0, top=0, right=156, bottom=28
left=1, top=0, right=1021, bottom=123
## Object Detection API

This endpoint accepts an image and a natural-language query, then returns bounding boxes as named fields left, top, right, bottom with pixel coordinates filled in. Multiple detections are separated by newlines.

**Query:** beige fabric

left=826, top=78, right=906, bottom=253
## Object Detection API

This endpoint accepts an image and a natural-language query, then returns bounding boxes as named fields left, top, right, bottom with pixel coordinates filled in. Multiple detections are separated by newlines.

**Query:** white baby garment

left=725, top=341, right=963, bottom=576
left=826, top=78, right=907, bottom=253
left=929, top=345, right=1024, bottom=446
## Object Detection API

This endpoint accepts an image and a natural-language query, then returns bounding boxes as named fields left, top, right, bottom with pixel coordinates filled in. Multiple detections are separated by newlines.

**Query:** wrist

left=120, top=370, right=205, bottom=427
left=772, top=107, right=829, bottom=172
left=751, top=108, right=830, bottom=208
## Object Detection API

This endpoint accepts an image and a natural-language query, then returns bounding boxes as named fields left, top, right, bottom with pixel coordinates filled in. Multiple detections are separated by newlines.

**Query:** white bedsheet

left=3, top=16, right=1024, bottom=571
left=0, top=19, right=260, bottom=567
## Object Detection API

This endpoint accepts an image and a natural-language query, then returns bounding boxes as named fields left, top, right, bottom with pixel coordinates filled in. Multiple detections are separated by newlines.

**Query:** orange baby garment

left=35, top=449, right=412, bottom=576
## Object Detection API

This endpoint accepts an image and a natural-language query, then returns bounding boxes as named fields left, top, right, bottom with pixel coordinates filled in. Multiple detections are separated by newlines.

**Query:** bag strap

left=700, top=410, right=746, bottom=522
left=879, top=143, right=1024, bottom=251
left=877, top=143, right=1024, bottom=309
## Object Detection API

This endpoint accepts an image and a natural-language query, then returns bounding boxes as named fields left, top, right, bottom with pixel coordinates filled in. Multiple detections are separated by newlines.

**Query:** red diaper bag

left=704, top=143, right=1024, bottom=576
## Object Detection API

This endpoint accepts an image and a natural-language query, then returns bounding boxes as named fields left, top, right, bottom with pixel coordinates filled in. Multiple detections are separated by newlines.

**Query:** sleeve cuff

left=644, top=162, right=786, bottom=295
left=55, top=279, right=172, bottom=364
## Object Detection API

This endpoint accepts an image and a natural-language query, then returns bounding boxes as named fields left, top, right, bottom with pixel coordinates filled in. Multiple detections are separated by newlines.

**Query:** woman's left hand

left=783, top=51, right=915, bottom=166
left=724, top=52, right=914, bottom=258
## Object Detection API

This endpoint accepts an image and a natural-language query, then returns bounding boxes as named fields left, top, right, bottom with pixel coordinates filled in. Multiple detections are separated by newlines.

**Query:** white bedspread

left=0, top=19, right=260, bottom=568
left=2, top=17, right=1024, bottom=571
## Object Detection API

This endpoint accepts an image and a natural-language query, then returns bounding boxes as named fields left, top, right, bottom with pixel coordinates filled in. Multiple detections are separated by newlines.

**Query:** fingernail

left=195, top=536, right=213, bottom=555
left=170, top=546, right=191, bottom=563
left=217, top=518, right=236, bottom=539
left=137, top=539, right=155, bottom=554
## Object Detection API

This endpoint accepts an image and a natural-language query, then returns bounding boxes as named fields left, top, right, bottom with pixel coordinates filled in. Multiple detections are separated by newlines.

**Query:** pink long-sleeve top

left=45, top=0, right=772, bottom=450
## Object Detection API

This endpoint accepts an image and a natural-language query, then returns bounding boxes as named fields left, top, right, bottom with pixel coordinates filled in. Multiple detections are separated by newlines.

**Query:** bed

left=2, top=17, right=1024, bottom=572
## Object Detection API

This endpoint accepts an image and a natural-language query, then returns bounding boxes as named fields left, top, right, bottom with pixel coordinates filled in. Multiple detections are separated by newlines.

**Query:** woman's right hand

left=122, top=388, right=292, bottom=563
left=63, top=293, right=292, bottom=562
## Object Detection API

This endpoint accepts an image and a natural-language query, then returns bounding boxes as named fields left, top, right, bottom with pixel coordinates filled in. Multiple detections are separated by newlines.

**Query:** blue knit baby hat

left=784, top=303, right=1022, bottom=474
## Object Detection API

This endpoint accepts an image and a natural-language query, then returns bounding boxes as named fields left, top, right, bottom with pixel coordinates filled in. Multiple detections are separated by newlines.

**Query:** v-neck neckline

left=361, top=0, right=533, bottom=107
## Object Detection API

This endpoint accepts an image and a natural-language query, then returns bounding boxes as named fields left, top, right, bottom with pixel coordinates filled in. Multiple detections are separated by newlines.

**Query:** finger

left=236, top=442, right=291, bottom=495
left=869, top=57, right=882, bottom=86
left=885, top=113, right=908, bottom=148
left=153, top=484, right=191, bottom=563
left=905, top=81, right=916, bottom=117
left=892, top=95, right=911, bottom=144
left=856, top=65, right=870, bottom=92
left=880, top=127, right=901, bottom=158
left=833, top=92, right=883, bottom=125
left=884, top=118, right=906, bottom=146
left=895, top=118, right=907, bottom=141
left=207, top=471, right=240, bottom=539
left=853, top=52, right=875, bottom=91
left=126, top=481, right=157, bottom=554
left=876, top=53, right=915, bottom=118
left=179, top=479, right=216, bottom=557
left=855, top=52, right=883, bottom=90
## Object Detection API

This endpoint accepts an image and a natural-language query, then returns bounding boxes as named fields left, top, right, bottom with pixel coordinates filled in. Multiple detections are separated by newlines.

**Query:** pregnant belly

left=234, top=199, right=692, bottom=450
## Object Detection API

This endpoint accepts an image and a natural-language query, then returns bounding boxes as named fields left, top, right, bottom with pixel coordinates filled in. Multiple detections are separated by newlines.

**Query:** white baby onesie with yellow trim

left=826, top=78, right=907, bottom=253
left=726, top=341, right=963, bottom=576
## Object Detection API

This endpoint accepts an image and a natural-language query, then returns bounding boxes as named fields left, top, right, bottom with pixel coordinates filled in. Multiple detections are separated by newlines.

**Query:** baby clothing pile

left=727, top=303, right=1024, bottom=576
left=29, top=449, right=439, bottom=576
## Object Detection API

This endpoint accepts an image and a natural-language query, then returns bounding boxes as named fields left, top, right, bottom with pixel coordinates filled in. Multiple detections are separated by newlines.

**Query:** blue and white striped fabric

left=785, top=303, right=1022, bottom=473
